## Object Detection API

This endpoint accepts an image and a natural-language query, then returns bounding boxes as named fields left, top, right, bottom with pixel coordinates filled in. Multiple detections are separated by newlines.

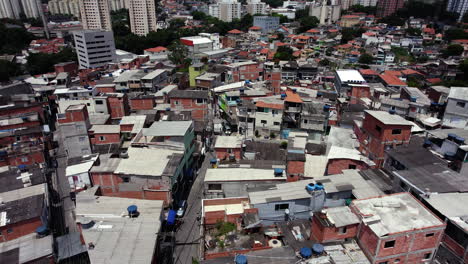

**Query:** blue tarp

left=235, top=255, right=247, bottom=264
left=300, top=247, right=312, bottom=258
left=167, top=210, right=177, bottom=225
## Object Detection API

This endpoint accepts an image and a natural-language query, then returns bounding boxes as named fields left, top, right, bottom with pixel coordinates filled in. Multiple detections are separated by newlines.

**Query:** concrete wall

left=443, top=97, right=468, bottom=128
left=255, top=111, right=283, bottom=132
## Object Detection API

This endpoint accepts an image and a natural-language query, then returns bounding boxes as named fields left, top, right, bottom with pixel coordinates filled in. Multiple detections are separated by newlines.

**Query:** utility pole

left=36, top=0, right=50, bottom=39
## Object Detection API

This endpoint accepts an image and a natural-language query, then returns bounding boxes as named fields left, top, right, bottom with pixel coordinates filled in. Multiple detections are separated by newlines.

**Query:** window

left=394, top=259, right=400, bottom=263
left=7, top=228, right=13, bottom=233
left=174, top=100, right=179, bottom=105
left=375, top=125, right=382, bottom=133
left=21, top=156, right=28, bottom=162
left=95, top=100, right=104, bottom=105
left=275, top=204, right=289, bottom=211
left=304, top=119, right=308, bottom=124
left=196, top=98, right=204, bottom=104
left=339, top=226, right=347, bottom=234
left=423, top=253, right=431, bottom=260
left=79, top=137, right=86, bottom=142
left=272, top=109, right=278, bottom=115
left=456, top=102, right=466, bottom=108
left=208, top=184, right=222, bottom=190
left=122, top=177, right=130, bottom=183
left=392, top=129, right=401, bottom=135
left=99, top=136, right=106, bottom=141
left=384, top=240, right=395, bottom=248
left=348, top=164, right=357, bottom=169
left=425, top=233, right=434, bottom=237
left=261, top=120, right=267, bottom=124
left=274, top=122, right=280, bottom=126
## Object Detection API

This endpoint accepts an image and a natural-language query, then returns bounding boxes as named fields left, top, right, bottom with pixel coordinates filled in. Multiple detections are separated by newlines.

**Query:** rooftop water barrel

left=167, top=209, right=176, bottom=225
left=235, top=254, right=247, bottom=264
left=323, top=105, right=330, bottom=112
left=389, top=109, right=396, bottom=115
left=292, top=88, right=297, bottom=93
left=410, top=96, right=417, bottom=102
left=312, top=243, right=324, bottom=255
left=18, top=164, right=27, bottom=170
left=423, top=139, right=432, bottom=148
left=306, top=183, right=316, bottom=192
left=127, top=205, right=138, bottom=217
left=300, top=247, right=312, bottom=258
left=280, top=93, right=287, bottom=99
left=447, top=133, right=457, bottom=141
left=444, top=152, right=456, bottom=161
left=36, top=226, right=48, bottom=236
left=455, top=136, right=465, bottom=145
left=315, top=182, right=324, bottom=190
left=165, top=107, right=171, bottom=111
left=274, top=168, right=283, bottom=176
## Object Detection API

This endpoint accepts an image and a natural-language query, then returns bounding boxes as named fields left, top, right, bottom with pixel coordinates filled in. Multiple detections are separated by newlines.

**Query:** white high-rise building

left=74, top=30, right=116, bottom=69
left=127, top=0, right=157, bottom=36
left=447, top=0, right=468, bottom=22
left=246, top=0, right=268, bottom=15
left=309, top=0, right=341, bottom=25
left=78, top=0, right=112, bottom=31
left=352, top=0, right=378, bottom=6
left=209, top=0, right=241, bottom=22
left=0, top=0, right=41, bottom=19
left=49, top=0, right=81, bottom=18
left=110, top=0, right=127, bottom=10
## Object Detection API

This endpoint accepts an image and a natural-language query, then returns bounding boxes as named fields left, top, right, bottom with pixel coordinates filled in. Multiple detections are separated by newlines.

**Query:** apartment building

left=246, top=0, right=268, bottom=15
left=57, top=104, right=92, bottom=158
left=48, top=0, right=81, bottom=18
left=78, top=0, right=112, bottom=31
left=209, top=0, right=241, bottom=22
left=73, top=30, right=116, bottom=69
left=0, top=0, right=40, bottom=19
left=127, top=0, right=157, bottom=36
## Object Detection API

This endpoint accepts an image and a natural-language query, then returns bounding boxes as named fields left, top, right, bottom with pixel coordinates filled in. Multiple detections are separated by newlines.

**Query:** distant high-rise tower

left=246, top=0, right=268, bottom=15
left=127, top=0, right=157, bottom=36
left=209, top=0, right=241, bottom=22
left=78, top=0, right=112, bottom=31
left=0, top=0, right=41, bottom=19
left=447, top=0, right=468, bottom=21
left=376, top=0, right=404, bottom=17
left=74, top=30, right=116, bottom=69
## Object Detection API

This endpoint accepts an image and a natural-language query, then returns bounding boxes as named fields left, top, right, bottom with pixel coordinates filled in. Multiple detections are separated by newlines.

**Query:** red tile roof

left=452, top=39, right=468, bottom=44
left=380, top=73, right=406, bottom=86
left=145, top=46, right=167, bottom=52
left=285, top=90, right=303, bottom=103
left=260, top=48, right=269, bottom=54
left=426, top=78, right=442, bottom=84
left=249, top=26, right=262, bottom=30
left=359, top=69, right=379, bottom=75
left=306, top=29, right=320, bottom=33
left=228, top=29, right=243, bottom=34
left=401, top=69, right=423, bottom=76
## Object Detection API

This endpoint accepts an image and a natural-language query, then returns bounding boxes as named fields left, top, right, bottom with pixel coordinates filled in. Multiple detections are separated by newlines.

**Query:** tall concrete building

left=110, top=0, right=127, bottom=10
left=246, top=0, right=268, bottom=15
left=253, top=16, right=280, bottom=33
left=447, top=0, right=468, bottom=21
left=74, top=30, right=116, bottom=69
left=353, top=0, right=379, bottom=6
left=49, top=0, right=81, bottom=18
left=78, top=0, right=112, bottom=31
left=209, top=0, right=241, bottom=22
left=127, top=0, right=157, bottom=36
left=376, top=0, right=405, bottom=17
left=0, top=0, right=41, bottom=19
left=309, top=0, right=341, bottom=25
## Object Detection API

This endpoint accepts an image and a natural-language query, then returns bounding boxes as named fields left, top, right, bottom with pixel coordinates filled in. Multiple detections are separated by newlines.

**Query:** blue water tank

left=300, top=247, right=312, bottom=258
left=306, top=183, right=316, bottom=192
left=280, top=93, right=287, bottom=99
left=210, top=159, right=218, bottom=164
left=315, top=182, right=324, bottom=190
left=389, top=109, right=396, bottom=115
left=323, top=105, right=330, bottom=112
left=292, top=88, right=297, bottom=93
left=455, top=136, right=465, bottom=144
left=18, top=164, right=27, bottom=170
left=312, top=243, right=324, bottom=255
left=410, top=96, right=417, bottom=102
left=447, top=133, right=457, bottom=140
left=317, top=92, right=323, bottom=96
left=165, top=107, right=171, bottom=111
left=445, top=152, right=456, bottom=161
left=274, top=168, right=283, bottom=176
left=235, top=254, right=248, bottom=264
left=127, top=205, right=138, bottom=215
left=36, top=225, right=48, bottom=235
left=423, top=139, right=432, bottom=147
left=167, top=210, right=176, bottom=225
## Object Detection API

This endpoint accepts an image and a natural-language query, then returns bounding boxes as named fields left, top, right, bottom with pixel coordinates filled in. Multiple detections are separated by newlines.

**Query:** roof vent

left=88, top=242, right=95, bottom=250
left=120, top=151, right=129, bottom=159
left=389, top=109, right=396, bottom=115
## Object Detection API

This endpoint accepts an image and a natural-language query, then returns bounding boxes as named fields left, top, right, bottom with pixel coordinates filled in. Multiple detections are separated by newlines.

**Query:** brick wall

left=7, top=151, right=45, bottom=166
left=350, top=86, right=370, bottom=104
left=91, top=133, right=120, bottom=145
left=58, top=106, right=88, bottom=124
left=130, top=98, right=155, bottom=111
left=214, top=148, right=241, bottom=160
left=0, top=105, right=44, bottom=121
left=0, top=217, right=42, bottom=242
left=310, top=214, right=358, bottom=243
left=96, top=86, right=116, bottom=93
left=327, top=159, right=369, bottom=175
left=108, top=96, right=129, bottom=119
left=170, top=98, right=208, bottom=120
left=55, top=62, right=78, bottom=76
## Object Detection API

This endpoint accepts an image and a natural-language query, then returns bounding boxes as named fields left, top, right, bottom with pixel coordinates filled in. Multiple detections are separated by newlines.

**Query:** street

left=172, top=151, right=214, bottom=264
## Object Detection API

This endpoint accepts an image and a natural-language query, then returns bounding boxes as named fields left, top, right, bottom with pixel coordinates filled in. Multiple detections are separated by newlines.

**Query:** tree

left=168, top=40, right=189, bottom=67
left=264, top=0, right=283, bottom=8
left=341, top=27, right=365, bottom=44
left=0, top=60, right=21, bottom=82
left=274, top=46, right=294, bottom=61
left=26, top=48, right=77, bottom=75
left=271, top=13, right=289, bottom=23
left=442, top=44, right=464, bottom=57
left=463, top=12, right=468, bottom=23
left=0, top=23, right=35, bottom=54
left=298, top=16, right=319, bottom=33
left=319, top=59, right=330, bottom=66
left=277, top=32, right=285, bottom=41
left=378, top=15, right=404, bottom=26
left=295, top=8, right=310, bottom=20
left=348, top=5, right=376, bottom=14
left=169, top=19, right=186, bottom=30
left=406, top=27, right=422, bottom=36
left=444, top=28, right=468, bottom=41
left=459, top=59, right=468, bottom=81
left=358, top=53, right=374, bottom=64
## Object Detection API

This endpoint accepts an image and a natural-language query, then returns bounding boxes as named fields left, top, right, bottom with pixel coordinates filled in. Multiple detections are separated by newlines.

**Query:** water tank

left=312, top=243, right=324, bottom=255
left=317, top=92, right=323, bottom=97
left=274, top=168, right=283, bottom=176
left=315, top=182, right=324, bottom=190
left=447, top=133, right=457, bottom=141
left=300, top=247, right=312, bottom=258
left=455, top=136, right=465, bottom=145
left=323, top=105, right=330, bottom=112
left=235, top=254, right=247, bottom=264
left=306, top=183, right=316, bottom=192
left=240, top=88, right=245, bottom=94
left=210, top=159, right=218, bottom=164
left=389, top=109, right=396, bottom=115
left=280, top=93, right=287, bottom=99
left=81, top=219, right=95, bottom=229
left=127, top=205, right=138, bottom=217
left=445, top=152, right=456, bottom=161
left=292, top=88, right=297, bottom=93
left=423, top=140, right=432, bottom=148
left=36, top=226, right=48, bottom=236
left=410, top=96, right=417, bottom=102
left=167, top=209, right=176, bottom=225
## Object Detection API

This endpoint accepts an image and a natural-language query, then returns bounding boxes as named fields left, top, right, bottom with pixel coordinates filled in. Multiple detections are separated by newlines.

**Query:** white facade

left=199, top=33, right=221, bottom=50
left=309, top=0, right=341, bottom=25
left=447, top=0, right=468, bottom=22
left=353, top=0, right=378, bottom=6
left=49, top=0, right=82, bottom=17
left=109, top=0, right=127, bottom=10
left=247, top=0, right=268, bottom=15
left=79, top=0, right=112, bottom=31
left=270, top=8, right=295, bottom=19
left=127, top=0, right=157, bottom=36
left=74, top=30, right=116, bottom=69
left=0, top=0, right=40, bottom=18
left=209, top=0, right=241, bottom=22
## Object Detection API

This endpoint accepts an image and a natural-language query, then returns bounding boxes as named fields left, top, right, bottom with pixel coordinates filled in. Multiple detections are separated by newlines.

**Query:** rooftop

left=365, top=110, right=413, bottom=126
left=205, top=168, right=286, bottom=182
left=447, top=86, right=468, bottom=100
left=76, top=189, right=163, bottom=264
left=321, top=206, right=360, bottom=228
left=89, top=125, right=120, bottom=134
left=168, top=90, right=209, bottom=99
left=0, top=233, right=53, bottom=263
left=352, top=192, right=445, bottom=237
left=424, top=192, right=468, bottom=231
left=336, top=69, right=365, bottom=83
left=120, top=115, right=146, bottom=134
left=114, top=147, right=182, bottom=176
left=214, top=136, right=242, bottom=149
left=142, top=121, right=192, bottom=137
